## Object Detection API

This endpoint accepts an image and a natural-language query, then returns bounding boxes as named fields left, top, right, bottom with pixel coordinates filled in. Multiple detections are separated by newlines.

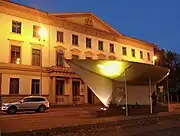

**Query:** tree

left=154, top=48, right=180, bottom=102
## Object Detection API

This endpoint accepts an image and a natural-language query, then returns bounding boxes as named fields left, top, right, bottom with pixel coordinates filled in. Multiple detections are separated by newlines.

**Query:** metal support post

left=125, top=70, right=128, bottom=116
left=149, top=76, right=153, bottom=114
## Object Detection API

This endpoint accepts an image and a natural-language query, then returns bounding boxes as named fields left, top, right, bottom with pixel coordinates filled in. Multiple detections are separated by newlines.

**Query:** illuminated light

left=97, top=64, right=104, bottom=69
left=16, top=58, right=20, bottom=64
left=39, top=27, right=46, bottom=39
left=97, top=61, right=122, bottom=78
left=101, top=107, right=107, bottom=111
left=153, top=56, right=157, bottom=61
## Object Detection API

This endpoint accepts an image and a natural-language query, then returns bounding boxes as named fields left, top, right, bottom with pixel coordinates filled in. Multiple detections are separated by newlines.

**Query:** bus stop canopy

left=66, top=59, right=169, bottom=107
left=66, top=59, right=169, bottom=85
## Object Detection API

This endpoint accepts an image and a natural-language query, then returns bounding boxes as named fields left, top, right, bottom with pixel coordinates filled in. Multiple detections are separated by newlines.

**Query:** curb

left=2, top=113, right=180, bottom=136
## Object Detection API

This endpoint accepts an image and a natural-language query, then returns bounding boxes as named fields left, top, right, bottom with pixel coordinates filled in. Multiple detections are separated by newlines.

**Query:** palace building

left=0, top=0, right=157, bottom=105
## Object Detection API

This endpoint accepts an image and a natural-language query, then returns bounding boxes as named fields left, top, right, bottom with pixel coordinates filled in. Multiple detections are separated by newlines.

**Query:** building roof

left=1, top=0, right=157, bottom=48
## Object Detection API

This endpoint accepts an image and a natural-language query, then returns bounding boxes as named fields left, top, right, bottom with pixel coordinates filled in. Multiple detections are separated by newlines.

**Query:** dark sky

left=11, top=0, right=180, bottom=53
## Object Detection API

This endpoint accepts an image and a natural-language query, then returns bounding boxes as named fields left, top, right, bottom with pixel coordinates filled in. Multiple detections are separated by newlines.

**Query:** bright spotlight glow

left=39, top=27, right=46, bottom=39
left=16, top=58, right=20, bottom=64
left=153, top=56, right=157, bottom=61
left=97, top=64, right=104, bottom=69
left=97, top=61, right=122, bottom=78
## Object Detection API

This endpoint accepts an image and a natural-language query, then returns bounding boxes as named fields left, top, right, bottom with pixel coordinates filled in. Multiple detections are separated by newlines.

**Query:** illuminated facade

left=0, top=0, right=156, bottom=105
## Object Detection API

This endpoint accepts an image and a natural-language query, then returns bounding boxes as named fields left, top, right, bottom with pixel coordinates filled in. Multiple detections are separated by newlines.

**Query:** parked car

left=1, top=96, right=50, bottom=114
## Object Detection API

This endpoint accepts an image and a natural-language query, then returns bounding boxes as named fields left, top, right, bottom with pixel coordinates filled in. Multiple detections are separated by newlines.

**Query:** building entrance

left=72, top=80, right=80, bottom=104
left=88, top=87, right=93, bottom=104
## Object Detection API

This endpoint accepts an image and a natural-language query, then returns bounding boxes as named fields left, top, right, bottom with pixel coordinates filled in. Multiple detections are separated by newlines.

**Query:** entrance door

left=72, top=81, right=80, bottom=104
left=88, top=87, right=93, bottom=104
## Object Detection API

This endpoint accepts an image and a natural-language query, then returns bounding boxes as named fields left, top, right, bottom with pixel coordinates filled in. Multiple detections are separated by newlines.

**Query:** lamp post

left=39, top=27, right=46, bottom=96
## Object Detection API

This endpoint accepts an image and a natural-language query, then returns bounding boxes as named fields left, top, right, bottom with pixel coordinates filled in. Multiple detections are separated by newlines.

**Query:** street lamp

left=153, top=56, right=157, bottom=65
left=38, top=27, right=46, bottom=96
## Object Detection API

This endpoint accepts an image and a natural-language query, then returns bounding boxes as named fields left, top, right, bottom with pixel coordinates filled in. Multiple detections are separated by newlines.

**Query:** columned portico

left=67, top=77, right=73, bottom=104
left=48, top=67, right=92, bottom=105
left=51, top=76, right=56, bottom=104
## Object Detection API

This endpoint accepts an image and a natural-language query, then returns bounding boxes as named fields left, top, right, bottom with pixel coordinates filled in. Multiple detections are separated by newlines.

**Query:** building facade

left=0, top=0, right=156, bottom=105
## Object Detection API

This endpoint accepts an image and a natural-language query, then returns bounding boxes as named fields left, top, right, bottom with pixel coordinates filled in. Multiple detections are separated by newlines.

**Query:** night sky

left=11, top=0, right=180, bottom=53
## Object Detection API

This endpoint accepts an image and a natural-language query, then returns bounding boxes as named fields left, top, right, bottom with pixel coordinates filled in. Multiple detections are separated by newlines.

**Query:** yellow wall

left=0, top=12, right=154, bottom=68
left=0, top=8, right=155, bottom=99
left=1, top=74, right=49, bottom=95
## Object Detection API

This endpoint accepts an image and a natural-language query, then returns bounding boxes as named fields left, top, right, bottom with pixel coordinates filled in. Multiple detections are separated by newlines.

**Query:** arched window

left=56, top=50, right=64, bottom=66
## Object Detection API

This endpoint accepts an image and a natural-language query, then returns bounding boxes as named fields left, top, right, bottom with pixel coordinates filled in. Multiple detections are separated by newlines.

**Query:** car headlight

left=3, top=103, right=9, bottom=107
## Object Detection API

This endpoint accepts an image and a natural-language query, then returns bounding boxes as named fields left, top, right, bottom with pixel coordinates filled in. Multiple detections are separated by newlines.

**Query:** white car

left=1, top=96, right=50, bottom=114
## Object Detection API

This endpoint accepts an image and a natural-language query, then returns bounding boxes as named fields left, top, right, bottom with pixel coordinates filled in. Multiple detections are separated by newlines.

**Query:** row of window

left=122, top=47, right=151, bottom=60
left=10, top=78, right=40, bottom=95
left=9, top=78, right=81, bottom=96
left=11, top=45, right=151, bottom=67
left=12, top=20, right=115, bottom=52
left=11, top=45, right=41, bottom=66
left=12, top=20, right=151, bottom=60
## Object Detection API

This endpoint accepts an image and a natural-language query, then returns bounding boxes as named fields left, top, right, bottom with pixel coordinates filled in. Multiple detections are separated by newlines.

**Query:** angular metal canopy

left=67, top=60, right=169, bottom=84
left=66, top=60, right=169, bottom=107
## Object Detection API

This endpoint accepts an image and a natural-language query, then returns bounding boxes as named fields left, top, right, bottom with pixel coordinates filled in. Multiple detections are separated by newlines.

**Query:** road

left=0, top=106, right=124, bottom=133
left=57, top=120, right=180, bottom=136
left=1, top=106, right=180, bottom=135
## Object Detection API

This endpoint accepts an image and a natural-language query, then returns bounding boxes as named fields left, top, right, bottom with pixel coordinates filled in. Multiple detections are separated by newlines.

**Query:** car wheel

left=38, top=105, right=46, bottom=113
left=7, top=106, right=17, bottom=114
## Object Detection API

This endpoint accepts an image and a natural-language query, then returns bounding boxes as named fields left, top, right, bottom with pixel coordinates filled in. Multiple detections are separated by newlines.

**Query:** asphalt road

left=1, top=106, right=180, bottom=135
left=0, top=106, right=123, bottom=133
left=58, top=120, right=180, bottom=136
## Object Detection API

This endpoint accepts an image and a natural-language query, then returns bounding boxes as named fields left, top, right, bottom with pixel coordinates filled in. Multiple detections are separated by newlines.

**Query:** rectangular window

left=147, top=52, right=150, bottom=60
left=12, top=20, right=21, bottom=34
left=98, top=41, right=103, bottom=50
left=72, top=34, right=78, bottom=45
left=31, top=79, right=40, bottom=95
left=72, top=55, right=79, bottom=60
left=110, top=43, right=114, bottom=53
left=131, top=49, right=135, bottom=57
left=32, top=49, right=41, bottom=66
left=11, top=45, right=21, bottom=64
left=140, top=51, right=143, bottom=59
left=122, top=47, right=127, bottom=56
left=57, top=31, right=63, bottom=42
left=56, top=50, right=64, bottom=66
left=9, top=78, right=19, bottom=94
left=33, top=25, right=40, bottom=37
left=56, top=80, right=64, bottom=95
left=86, top=38, right=91, bottom=48
left=86, top=57, right=92, bottom=60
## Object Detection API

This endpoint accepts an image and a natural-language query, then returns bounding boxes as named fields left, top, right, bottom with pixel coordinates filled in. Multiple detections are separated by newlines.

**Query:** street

left=0, top=105, right=122, bottom=133
left=1, top=106, right=180, bottom=136
left=56, top=120, right=180, bottom=136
